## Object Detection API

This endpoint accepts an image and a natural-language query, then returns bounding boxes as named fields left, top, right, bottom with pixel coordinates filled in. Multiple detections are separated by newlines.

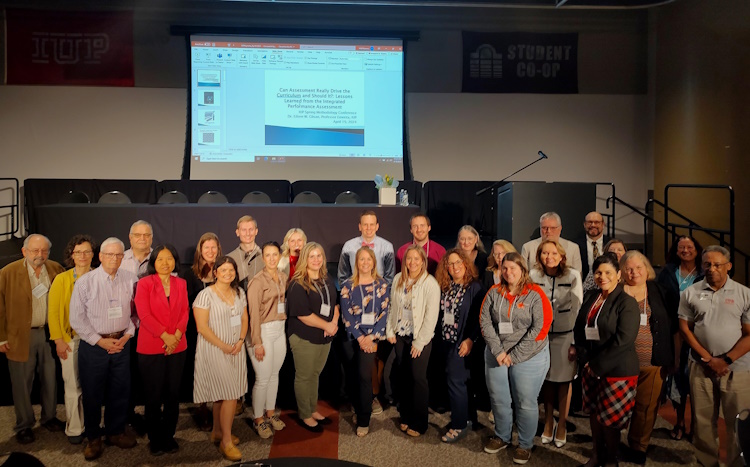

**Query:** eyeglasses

left=26, top=248, right=49, bottom=255
left=101, top=253, right=125, bottom=259
left=584, top=220, right=603, bottom=225
left=702, top=262, right=729, bottom=270
left=72, top=250, right=93, bottom=257
left=540, top=226, right=560, bottom=232
left=447, top=260, right=464, bottom=269
left=130, top=233, right=152, bottom=239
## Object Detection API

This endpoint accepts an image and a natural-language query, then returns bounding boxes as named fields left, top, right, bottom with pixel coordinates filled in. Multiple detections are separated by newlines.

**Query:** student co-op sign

left=462, top=32, right=578, bottom=94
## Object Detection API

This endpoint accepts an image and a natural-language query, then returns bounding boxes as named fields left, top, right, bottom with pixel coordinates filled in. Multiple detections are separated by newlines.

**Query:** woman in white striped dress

left=193, top=256, right=248, bottom=462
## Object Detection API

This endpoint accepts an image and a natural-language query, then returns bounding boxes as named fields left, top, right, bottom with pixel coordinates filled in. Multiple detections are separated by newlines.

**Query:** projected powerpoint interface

left=190, top=37, right=404, bottom=164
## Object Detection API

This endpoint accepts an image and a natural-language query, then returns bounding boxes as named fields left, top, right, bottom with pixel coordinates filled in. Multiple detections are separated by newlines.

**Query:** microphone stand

left=475, top=152, right=548, bottom=196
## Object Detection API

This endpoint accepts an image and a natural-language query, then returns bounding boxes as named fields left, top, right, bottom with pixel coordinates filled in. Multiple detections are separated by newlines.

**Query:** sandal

left=441, top=427, right=469, bottom=443
left=670, top=425, right=685, bottom=441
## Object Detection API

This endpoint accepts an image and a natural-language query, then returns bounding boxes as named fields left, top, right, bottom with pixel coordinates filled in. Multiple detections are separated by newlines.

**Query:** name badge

left=443, top=312, right=455, bottom=327
left=585, top=326, right=600, bottom=341
left=320, top=303, right=331, bottom=317
left=277, top=303, right=286, bottom=315
left=362, top=313, right=375, bottom=326
left=230, top=314, right=241, bottom=327
left=498, top=321, right=513, bottom=334
left=107, top=306, right=123, bottom=319
left=700, top=292, right=711, bottom=301
left=640, top=314, right=648, bottom=326
left=32, top=283, right=49, bottom=299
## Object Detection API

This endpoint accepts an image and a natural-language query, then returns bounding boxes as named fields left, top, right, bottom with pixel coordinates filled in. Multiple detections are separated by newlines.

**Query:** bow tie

left=361, top=241, right=375, bottom=249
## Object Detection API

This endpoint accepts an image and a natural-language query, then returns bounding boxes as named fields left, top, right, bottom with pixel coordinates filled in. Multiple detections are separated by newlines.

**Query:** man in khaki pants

left=679, top=245, right=750, bottom=467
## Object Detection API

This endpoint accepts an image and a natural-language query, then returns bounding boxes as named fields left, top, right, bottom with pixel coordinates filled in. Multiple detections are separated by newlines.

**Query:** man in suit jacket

left=575, top=211, right=611, bottom=281
left=0, top=234, right=66, bottom=444
left=521, top=212, right=582, bottom=273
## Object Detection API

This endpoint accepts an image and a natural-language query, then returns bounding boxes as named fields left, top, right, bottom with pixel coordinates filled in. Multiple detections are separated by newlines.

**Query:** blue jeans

left=485, top=346, right=550, bottom=449
left=79, top=340, right=131, bottom=440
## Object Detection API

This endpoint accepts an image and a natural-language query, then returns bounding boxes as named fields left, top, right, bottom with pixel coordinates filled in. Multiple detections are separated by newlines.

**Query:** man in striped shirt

left=70, top=237, right=138, bottom=461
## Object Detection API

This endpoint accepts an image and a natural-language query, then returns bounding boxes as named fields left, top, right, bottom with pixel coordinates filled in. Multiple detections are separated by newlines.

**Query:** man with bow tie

left=337, top=210, right=395, bottom=286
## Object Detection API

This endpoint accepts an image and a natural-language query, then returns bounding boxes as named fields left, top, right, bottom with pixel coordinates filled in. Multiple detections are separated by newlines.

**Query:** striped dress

left=193, top=287, right=248, bottom=403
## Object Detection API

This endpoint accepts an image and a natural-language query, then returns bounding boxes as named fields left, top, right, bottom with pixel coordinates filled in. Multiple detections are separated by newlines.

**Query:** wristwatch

left=723, top=355, right=734, bottom=365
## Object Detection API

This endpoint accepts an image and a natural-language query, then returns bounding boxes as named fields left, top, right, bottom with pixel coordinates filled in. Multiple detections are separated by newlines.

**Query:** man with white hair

left=679, top=245, right=750, bottom=467
left=0, top=234, right=66, bottom=444
left=70, top=237, right=139, bottom=461
left=520, top=212, right=582, bottom=272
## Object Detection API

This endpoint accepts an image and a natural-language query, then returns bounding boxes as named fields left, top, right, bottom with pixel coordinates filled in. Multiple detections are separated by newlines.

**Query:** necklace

left=214, top=285, right=235, bottom=306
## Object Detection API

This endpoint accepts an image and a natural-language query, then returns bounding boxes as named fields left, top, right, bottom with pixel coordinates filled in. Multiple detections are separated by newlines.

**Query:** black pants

left=138, top=352, right=187, bottom=444
left=342, top=339, right=376, bottom=427
left=394, top=335, right=432, bottom=434
left=437, top=339, right=477, bottom=429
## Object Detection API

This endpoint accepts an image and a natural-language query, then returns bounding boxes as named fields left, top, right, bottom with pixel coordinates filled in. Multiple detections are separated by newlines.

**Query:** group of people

left=0, top=209, right=748, bottom=466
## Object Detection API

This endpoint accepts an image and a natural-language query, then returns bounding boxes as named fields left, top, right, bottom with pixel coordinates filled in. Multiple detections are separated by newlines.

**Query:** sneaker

left=254, top=420, right=273, bottom=439
left=513, top=447, right=531, bottom=464
left=267, top=413, right=286, bottom=431
left=484, top=436, right=509, bottom=454
left=371, top=398, right=383, bottom=415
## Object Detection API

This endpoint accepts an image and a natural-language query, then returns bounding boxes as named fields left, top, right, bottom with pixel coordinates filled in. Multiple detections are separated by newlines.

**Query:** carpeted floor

left=0, top=402, right=703, bottom=466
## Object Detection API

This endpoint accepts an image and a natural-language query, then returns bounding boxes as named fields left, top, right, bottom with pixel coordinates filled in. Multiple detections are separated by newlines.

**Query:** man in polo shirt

left=120, top=220, right=153, bottom=278
left=678, top=245, right=750, bottom=467
left=0, top=234, right=66, bottom=444
left=338, top=210, right=395, bottom=285
left=396, top=213, right=446, bottom=276
left=70, top=237, right=138, bottom=461
left=227, top=215, right=264, bottom=289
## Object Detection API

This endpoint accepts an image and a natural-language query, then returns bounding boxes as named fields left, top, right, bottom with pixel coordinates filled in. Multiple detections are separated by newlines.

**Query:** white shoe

left=541, top=420, right=556, bottom=445
left=553, top=424, right=566, bottom=448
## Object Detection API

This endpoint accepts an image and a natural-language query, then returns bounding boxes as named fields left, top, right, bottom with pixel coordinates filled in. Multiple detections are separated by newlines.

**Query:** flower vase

left=379, top=187, right=397, bottom=205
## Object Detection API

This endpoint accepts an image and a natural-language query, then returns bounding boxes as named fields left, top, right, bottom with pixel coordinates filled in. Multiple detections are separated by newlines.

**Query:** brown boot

left=106, top=432, right=137, bottom=449
left=84, top=438, right=104, bottom=461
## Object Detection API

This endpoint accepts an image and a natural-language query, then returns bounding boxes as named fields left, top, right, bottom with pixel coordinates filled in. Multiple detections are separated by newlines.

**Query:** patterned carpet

left=0, top=402, right=704, bottom=466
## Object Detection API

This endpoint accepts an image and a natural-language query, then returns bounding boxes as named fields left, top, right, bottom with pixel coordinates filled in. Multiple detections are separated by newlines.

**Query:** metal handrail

left=607, top=195, right=671, bottom=256
left=595, top=182, right=616, bottom=239
left=0, top=178, right=20, bottom=237
left=664, top=184, right=747, bottom=283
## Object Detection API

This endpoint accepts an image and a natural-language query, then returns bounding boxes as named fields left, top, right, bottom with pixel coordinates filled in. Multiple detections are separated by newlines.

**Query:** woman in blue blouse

left=435, top=249, right=484, bottom=443
left=341, top=246, right=391, bottom=437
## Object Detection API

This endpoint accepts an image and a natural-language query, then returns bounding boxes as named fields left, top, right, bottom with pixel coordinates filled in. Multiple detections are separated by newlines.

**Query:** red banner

left=5, top=9, right=134, bottom=86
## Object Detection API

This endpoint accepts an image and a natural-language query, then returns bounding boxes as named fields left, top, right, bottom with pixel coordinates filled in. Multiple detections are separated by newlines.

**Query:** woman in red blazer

left=134, top=244, right=189, bottom=457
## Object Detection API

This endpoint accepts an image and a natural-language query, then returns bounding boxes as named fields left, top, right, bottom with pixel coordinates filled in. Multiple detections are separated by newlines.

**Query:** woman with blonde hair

left=483, top=239, right=517, bottom=290
left=340, top=246, right=390, bottom=437
left=386, top=245, right=440, bottom=437
left=286, top=242, right=339, bottom=432
left=278, top=228, right=307, bottom=281
left=620, top=250, right=677, bottom=464
left=456, top=225, right=488, bottom=273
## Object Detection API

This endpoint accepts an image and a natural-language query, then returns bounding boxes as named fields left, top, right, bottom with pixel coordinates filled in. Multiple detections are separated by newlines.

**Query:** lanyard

left=358, top=283, right=376, bottom=315
left=266, top=270, right=284, bottom=304
left=586, top=293, right=607, bottom=329
left=313, top=280, right=331, bottom=306
left=498, top=292, right=517, bottom=323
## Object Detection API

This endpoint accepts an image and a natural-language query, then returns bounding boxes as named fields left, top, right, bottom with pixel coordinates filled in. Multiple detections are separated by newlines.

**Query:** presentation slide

left=189, top=35, right=405, bottom=181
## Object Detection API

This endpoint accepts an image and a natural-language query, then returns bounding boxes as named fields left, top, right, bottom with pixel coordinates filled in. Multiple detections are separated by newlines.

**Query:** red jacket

left=134, top=274, right=189, bottom=355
